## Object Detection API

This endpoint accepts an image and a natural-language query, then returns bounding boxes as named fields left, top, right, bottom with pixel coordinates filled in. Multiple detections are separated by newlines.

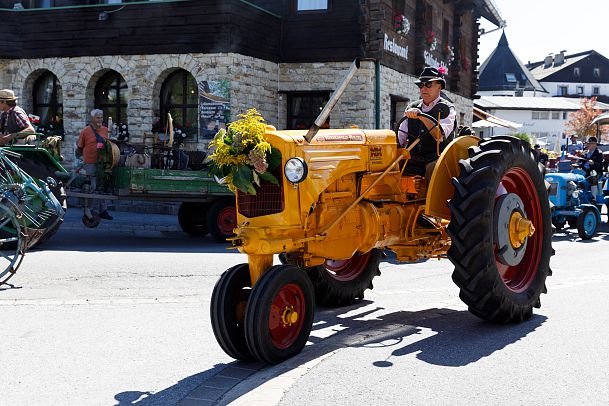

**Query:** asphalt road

left=2, top=214, right=609, bottom=406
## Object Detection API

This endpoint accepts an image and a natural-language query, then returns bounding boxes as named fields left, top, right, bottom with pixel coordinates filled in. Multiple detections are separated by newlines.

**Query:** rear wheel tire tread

left=447, top=137, right=553, bottom=323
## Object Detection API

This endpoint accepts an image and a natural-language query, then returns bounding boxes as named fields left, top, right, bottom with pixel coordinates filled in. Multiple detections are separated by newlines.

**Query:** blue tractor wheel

left=577, top=207, right=598, bottom=240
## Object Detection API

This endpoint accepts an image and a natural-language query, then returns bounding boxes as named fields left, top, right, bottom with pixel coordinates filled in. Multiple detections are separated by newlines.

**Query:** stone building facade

left=1, top=55, right=473, bottom=169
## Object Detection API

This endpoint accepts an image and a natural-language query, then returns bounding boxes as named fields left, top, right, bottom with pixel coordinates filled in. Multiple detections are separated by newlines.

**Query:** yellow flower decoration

left=209, top=109, right=279, bottom=195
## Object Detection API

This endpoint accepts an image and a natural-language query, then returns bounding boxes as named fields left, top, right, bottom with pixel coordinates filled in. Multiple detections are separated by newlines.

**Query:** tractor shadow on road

left=363, top=309, right=546, bottom=368
left=118, top=302, right=546, bottom=405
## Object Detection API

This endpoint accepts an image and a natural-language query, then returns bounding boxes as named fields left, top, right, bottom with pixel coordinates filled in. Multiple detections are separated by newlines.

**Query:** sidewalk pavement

left=60, top=206, right=182, bottom=234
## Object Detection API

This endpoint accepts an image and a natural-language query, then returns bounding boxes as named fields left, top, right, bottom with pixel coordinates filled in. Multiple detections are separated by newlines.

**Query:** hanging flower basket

left=394, top=14, right=410, bottom=36
left=209, top=108, right=280, bottom=195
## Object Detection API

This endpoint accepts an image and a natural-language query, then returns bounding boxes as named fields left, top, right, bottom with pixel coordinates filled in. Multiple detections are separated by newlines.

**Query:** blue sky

left=477, top=0, right=609, bottom=66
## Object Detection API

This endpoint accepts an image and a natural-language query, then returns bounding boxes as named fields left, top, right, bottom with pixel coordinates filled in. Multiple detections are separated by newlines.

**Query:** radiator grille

left=237, top=170, right=284, bottom=218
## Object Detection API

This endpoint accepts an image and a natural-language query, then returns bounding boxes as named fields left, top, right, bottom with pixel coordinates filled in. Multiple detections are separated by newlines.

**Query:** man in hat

left=566, top=134, right=583, bottom=155
left=579, top=136, right=604, bottom=201
left=397, top=66, right=456, bottom=183
left=0, top=89, right=36, bottom=146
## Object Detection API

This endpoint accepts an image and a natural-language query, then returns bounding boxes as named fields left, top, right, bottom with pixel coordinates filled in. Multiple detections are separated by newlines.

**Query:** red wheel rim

left=323, top=251, right=371, bottom=282
left=268, top=283, right=306, bottom=349
left=494, top=168, right=542, bottom=292
left=217, top=206, right=236, bottom=236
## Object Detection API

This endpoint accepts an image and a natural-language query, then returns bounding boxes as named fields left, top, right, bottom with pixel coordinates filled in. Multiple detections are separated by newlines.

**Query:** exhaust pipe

left=304, top=58, right=360, bottom=143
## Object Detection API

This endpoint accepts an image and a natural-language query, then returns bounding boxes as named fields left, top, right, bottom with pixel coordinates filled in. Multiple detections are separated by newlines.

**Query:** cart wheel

left=0, top=204, right=25, bottom=285
left=178, top=202, right=209, bottom=237
left=210, top=263, right=254, bottom=361
left=82, top=211, right=101, bottom=228
left=245, top=264, right=315, bottom=364
left=207, top=198, right=237, bottom=243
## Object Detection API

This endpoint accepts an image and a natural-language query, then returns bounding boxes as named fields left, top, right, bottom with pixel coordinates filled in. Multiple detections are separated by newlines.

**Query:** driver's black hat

left=415, top=66, right=446, bottom=89
left=587, top=136, right=598, bottom=143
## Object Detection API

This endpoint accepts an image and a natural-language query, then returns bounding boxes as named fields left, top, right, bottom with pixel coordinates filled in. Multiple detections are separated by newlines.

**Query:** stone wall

left=380, top=64, right=473, bottom=128
left=0, top=53, right=279, bottom=169
left=278, top=60, right=377, bottom=130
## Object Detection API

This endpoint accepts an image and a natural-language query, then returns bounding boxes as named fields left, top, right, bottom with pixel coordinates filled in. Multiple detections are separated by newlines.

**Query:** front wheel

left=306, top=249, right=382, bottom=307
left=447, top=136, right=553, bottom=323
left=210, top=264, right=254, bottom=361
left=244, top=264, right=314, bottom=364
left=577, top=207, right=598, bottom=240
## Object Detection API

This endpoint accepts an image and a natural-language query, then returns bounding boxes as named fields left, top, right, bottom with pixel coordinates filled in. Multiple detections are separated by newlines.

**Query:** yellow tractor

left=210, top=61, right=553, bottom=364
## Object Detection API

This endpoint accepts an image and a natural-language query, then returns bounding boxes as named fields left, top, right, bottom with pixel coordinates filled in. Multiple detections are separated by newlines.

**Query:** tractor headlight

left=284, top=157, right=308, bottom=184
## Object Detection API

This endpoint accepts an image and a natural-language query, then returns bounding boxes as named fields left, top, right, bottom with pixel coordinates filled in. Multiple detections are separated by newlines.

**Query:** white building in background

left=474, top=96, right=609, bottom=151
left=528, top=50, right=609, bottom=102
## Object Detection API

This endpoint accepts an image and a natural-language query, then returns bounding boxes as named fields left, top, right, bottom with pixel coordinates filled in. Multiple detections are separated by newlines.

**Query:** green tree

left=512, top=132, right=531, bottom=145
left=564, top=97, right=602, bottom=138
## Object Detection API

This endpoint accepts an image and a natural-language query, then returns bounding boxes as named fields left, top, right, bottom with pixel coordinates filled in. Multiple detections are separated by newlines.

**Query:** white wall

left=542, top=81, right=609, bottom=98
left=475, top=108, right=574, bottom=151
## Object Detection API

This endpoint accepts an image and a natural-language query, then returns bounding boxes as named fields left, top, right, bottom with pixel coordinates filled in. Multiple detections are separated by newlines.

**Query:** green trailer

left=5, top=138, right=237, bottom=243
left=67, top=166, right=236, bottom=242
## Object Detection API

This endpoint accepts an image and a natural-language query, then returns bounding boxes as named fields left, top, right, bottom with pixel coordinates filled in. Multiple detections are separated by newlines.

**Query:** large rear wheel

left=306, top=249, right=382, bottom=307
left=210, top=263, right=254, bottom=361
left=245, top=264, right=314, bottom=364
left=447, top=136, right=553, bottom=323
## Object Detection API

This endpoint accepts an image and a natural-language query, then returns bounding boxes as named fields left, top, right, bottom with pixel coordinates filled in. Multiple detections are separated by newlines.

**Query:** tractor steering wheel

left=394, top=112, right=439, bottom=146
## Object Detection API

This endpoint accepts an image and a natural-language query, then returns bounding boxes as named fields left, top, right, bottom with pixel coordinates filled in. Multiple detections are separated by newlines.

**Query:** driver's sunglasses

left=416, top=82, right=435, bottom=89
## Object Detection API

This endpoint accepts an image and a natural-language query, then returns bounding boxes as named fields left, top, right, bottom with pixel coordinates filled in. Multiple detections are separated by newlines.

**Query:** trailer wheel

left=82, top=211, right=101, bottom=228
left=577, top=207, right=597, bottom=240
left=447, top=136, right=553, bottom=323
left=245, top=264, right=314, bottom=364
left=210, top=263, right=254, bottom=361
left=178, top=202, right=209, bottom=237
left=207, top=198, right=237, bottom=243
left=306, top=249, right=382, bottom=307
left=0, top=203, right=25, bottom=285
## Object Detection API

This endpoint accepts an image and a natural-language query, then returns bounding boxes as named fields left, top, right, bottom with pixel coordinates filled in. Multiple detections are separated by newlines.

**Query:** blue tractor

left=545, top=169, right=608, bottom=239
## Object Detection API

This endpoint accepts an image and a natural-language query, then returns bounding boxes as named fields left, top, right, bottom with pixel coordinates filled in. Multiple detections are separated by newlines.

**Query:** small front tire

left=577, top=207, right=598, bottom=240
left=245, top=265, right=314, bottom=364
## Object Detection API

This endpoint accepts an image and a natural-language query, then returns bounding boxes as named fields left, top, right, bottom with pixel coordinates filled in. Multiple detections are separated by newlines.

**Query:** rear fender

left=426, top=135, right=479, bottom=220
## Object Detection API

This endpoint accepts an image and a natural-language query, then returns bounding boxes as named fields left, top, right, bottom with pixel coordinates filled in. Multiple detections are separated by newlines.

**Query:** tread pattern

left=446, top=137, right=553, bottom=323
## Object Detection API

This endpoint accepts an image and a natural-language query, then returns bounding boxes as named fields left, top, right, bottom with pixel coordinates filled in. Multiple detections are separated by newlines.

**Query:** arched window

left=32, top=71, right=63, bottom=136
left=95, top=71, right=128, bottom=127
left=160, top=69, right=199, bottom=141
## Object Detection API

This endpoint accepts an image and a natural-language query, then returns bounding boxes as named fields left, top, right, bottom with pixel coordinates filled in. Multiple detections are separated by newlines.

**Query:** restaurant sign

left=384, top=33, right=408, bottom=61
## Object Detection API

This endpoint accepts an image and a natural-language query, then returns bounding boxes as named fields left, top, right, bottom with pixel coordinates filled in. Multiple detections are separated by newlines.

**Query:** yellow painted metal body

left=231, top=128, right=480, bottom=285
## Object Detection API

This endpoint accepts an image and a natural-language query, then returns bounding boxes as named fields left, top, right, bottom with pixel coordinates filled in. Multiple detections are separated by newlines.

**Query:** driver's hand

left=404, top=108, right=421, bottom=119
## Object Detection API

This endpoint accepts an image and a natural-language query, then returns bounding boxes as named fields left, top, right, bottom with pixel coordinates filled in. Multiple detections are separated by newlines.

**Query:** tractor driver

left=398, top=67, right=456, bottom=184
left=581, top=136, right=604, bottom=201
